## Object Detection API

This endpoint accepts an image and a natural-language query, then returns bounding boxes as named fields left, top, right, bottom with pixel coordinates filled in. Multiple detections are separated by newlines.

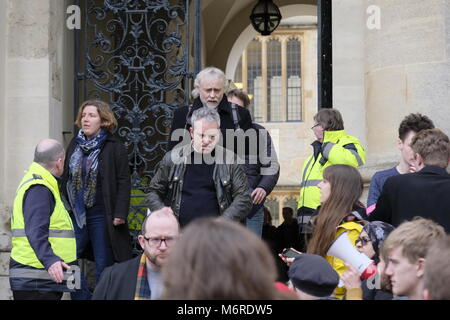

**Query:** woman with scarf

left=62, top=100, right=132, bottom=299
left=342, top=221, right=395, bottom=300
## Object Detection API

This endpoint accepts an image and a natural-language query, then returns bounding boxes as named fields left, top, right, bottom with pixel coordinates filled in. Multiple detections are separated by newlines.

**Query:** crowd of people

left=8, top=66, right=450, bottom=301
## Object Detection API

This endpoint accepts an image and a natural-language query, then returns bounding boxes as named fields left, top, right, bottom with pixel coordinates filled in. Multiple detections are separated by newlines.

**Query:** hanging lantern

left=250, top=0, right=282, bottom=36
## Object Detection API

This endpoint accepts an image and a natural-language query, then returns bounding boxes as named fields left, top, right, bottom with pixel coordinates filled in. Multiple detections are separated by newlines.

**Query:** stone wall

left=365, top=0, right=450, bottom=162
left=333, top=0, right=450, bottom=185
left=0, top=0, right=69, bottom=299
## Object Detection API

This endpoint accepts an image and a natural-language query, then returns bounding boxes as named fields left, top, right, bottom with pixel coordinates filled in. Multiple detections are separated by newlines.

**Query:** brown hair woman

left=307, top=164, right=365, bottom=299
left=61, top=100, right=132, bottom=299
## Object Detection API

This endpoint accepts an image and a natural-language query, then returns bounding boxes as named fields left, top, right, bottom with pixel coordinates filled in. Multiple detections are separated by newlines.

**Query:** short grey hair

left=191, top=67, right=227, bottom=98
left=34, top=139, right=65, bottom=169
left=191, top=107, right=221, bottom=127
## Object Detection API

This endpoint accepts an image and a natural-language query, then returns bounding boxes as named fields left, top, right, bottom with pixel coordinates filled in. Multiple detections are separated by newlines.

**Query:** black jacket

left=167, top=95, right=253, bottom=151
left=369, top=166, right=450, bottom=232
left=92, top=255, right=141, bottom=300
left=244, top=123, right=279, bottom=194
left=144, top=144, right=252, bottom=222
left=61, top=133, right=133, bottom=262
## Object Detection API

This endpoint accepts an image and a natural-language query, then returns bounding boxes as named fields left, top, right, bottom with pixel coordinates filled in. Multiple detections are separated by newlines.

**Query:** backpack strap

left=230, top=103, right=241, bottom=130
left=184, top=104, right=194, bottom=131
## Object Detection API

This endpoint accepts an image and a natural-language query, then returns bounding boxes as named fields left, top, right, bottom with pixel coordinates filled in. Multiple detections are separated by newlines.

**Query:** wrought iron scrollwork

left=76, top=0, right=192, bottom=254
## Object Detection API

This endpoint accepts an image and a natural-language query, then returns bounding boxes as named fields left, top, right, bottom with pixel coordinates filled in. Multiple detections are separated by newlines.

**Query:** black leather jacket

left=144, top=144, right=252, bottom=221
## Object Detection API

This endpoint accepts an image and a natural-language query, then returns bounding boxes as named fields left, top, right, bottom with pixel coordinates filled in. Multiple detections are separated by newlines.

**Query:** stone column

left=332, top=0, right=367, bottom=148
left=0, top=0, right=9, bottom=301
left=241, top=48, right=248, bottom=92
left=365, top=0, right=450, bottom=163
left=0, top=0, right=69, bottom=299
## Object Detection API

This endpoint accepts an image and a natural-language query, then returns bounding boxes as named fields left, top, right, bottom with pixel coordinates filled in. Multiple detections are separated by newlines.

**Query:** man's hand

left=113, top=218, right=126, bottom=226
left=341, top=263, right=361, bottom=290
left=48, top=261, right=70, bottom=284
left=251, top=188, right=267, bottom=204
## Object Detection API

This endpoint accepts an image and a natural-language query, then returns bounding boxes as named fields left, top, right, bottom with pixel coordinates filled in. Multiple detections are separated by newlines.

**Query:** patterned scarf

left=134, top=254, right=151, bottom=300
left=67, top=129, right=107, bottom=228
left=363, top=221, right=395, bottom=264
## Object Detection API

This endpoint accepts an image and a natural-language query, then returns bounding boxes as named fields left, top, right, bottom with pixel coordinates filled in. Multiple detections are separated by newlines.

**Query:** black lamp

left=250, top=0, right=282, bottom=36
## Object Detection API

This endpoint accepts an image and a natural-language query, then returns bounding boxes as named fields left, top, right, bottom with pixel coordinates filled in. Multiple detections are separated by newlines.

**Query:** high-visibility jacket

left=297, top=130, right=366, bottom=210
left=326, top=221, right=363, bottom=299
left=10, top=162, right=76, bottom=270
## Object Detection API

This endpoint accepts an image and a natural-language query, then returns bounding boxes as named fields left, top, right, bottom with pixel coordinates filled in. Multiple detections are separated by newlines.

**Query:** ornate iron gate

left=74, top=0, right=200, bottom=254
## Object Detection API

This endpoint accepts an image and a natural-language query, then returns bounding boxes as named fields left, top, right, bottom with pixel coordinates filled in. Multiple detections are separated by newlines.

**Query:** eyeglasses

left=356, top=236, right=371, bottom=246
left=311, top=123, right=322, bottom=130
left=143, top=236, right=177, bottom=247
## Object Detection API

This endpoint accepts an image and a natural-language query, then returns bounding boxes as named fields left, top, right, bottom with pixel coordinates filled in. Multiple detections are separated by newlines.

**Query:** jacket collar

left=323, top=129, right=346, bottom=142
left=417, top=165, right=450, bottom=176
left=28, top=162, right=59, bottom=193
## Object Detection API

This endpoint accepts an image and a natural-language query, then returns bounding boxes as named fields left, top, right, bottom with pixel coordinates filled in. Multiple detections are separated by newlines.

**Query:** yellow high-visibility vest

left=297, top=130, right=366, bottom=210
left=11, top=162, right=76, bottom=269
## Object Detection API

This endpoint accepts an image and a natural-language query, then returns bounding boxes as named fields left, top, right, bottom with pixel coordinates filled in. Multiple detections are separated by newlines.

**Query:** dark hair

left=161, top=218, right=281, bottom=300
left=410, top=128, right=450, bottom=168
left=398, top=113, right=434, bottom=141
left=314, top=109, right=344, bottom=131
left=307, top=165, right=363, bottom=257
left=263, top=207, right=272, bottom=225
left=75, top=100, right=118, bottom=133
left=282, top=207, right=294, bottom=220
left=227, top=89, right=251, bottom=108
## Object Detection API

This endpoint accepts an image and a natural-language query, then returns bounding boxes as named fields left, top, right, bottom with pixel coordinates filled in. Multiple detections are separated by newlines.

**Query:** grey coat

left=144, top=144, right=252, bottom=222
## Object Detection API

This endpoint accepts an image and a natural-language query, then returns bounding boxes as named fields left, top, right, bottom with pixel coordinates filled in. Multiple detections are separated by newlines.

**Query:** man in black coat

left=369, top=129, right=450, bottom=232
left=227, top=89, right=280, bottom=237
left=92, top=207, right=179, bottom=300
left=167, top=67, right=253, bottom=152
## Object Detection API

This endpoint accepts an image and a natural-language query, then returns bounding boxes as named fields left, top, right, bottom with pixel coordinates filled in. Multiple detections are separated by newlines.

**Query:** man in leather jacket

left=145, top=107, right=252, bottom=228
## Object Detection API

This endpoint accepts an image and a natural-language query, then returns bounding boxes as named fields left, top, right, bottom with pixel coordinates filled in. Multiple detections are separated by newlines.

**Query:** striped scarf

left=134, top=254, right=151, bottom=300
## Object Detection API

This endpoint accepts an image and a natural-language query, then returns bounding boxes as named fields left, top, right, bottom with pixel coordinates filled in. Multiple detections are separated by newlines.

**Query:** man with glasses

left=92, top=207, right=179, bottom=300
left=297, top=109, right=366, bottom=250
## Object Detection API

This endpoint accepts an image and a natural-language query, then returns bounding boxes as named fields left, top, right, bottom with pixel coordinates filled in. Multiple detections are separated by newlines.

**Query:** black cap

left=288, top=253, right=339, bottom=298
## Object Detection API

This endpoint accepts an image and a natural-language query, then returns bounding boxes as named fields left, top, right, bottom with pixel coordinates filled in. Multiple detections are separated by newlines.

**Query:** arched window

left=267, top=39, right=282, bottom=122
left=287, top=38, right=301, bottom=121
left=233, top=31, right=303, bottom=123
left=246, top=39, right=262, bottom=121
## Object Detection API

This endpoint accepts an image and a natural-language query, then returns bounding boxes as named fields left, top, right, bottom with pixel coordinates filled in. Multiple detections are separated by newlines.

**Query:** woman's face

left=356, top=230, right=376, bottom=259
left=318, top=179, right=331, bottom=203
left=81, top=105, right=102, bottom=139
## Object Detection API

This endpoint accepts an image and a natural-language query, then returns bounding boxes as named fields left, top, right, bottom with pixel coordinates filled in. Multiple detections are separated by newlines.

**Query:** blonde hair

left=75, top=100, right=118, bottom=133
left=383, top=217, right=445, bottom=264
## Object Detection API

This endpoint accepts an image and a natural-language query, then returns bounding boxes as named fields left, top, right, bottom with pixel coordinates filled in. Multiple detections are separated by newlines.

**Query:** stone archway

left=225, top=4, right=317, bottom=79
